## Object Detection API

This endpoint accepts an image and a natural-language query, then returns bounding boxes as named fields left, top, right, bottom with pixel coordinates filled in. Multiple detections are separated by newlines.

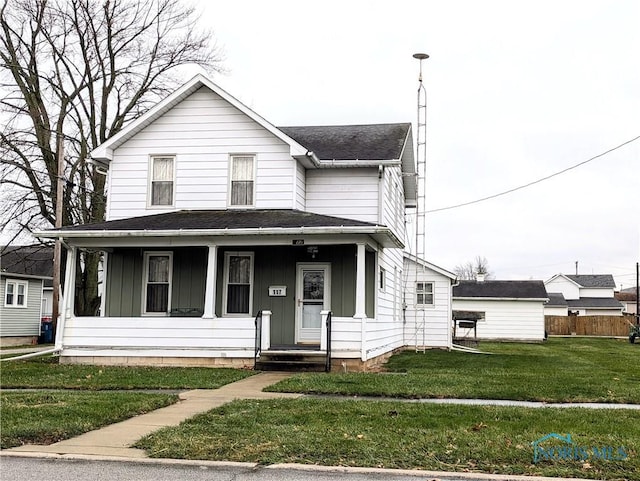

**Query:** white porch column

left=354, top=243, right=367, bottom=361
left=56, top=246, right=77, bottom=349
left=203, top=244, right=218, bottom=318
left=320, top=310, right=330, bottom=351
left=261, top=310, right=272, bottom=351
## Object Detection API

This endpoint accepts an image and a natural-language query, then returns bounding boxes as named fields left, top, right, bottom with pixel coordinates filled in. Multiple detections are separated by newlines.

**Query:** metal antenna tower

left=413, top=53, right=428, bottom=259
left=413, top=53, right=428, bottom=352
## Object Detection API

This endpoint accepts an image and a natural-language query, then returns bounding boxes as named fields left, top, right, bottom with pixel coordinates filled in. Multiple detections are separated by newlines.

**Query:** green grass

left=0, top=355, right=255, bottom=390
left=267, top=338, right=640, bottom=403
left=136, top=398, right=640, bottom=480
left=1, top=391, right=177, bottom=449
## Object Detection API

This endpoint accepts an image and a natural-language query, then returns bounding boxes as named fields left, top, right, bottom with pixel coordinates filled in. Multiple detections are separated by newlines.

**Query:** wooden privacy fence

left=545, top=315, right=634, bottom=337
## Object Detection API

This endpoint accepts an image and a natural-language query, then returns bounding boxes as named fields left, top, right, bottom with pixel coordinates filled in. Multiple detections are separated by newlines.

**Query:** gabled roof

left=453, top=280, right=548, bottom=300
left=1, top=245, right=53, bottom=278
left=565, top=274, right=616, bottom=288
left=279, top=124, right=411, bottom=161
left=90, top=74, right=309, bottom=162
left=546, top=273, right=616, bottom=289
left=566, top=298, right=624, bottom=309
left=545, top=292, right=568, bottom=307
left=403, top=253, right=457, bottom=280
left=38, top=209, right=403, bottom=248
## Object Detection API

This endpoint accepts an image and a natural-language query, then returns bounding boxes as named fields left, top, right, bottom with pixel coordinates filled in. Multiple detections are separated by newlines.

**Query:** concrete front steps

left=255, top=349, right=328, bottom=372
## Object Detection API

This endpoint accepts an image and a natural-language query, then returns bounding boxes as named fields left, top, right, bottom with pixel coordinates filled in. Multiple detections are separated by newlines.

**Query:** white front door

left=296, top=263, right=331, bottom=344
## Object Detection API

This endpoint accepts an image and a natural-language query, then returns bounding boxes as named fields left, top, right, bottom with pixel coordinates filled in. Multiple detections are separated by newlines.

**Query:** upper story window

left=229, top=155, right=255, bottom=207
left=149, top=156, right=174, bottom=207
left=416, top=281, right=434, bottom=306
left=5, top=280, right=27, bottom=308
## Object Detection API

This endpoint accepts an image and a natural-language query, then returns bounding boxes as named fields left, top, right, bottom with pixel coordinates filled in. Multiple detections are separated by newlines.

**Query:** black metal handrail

left=254, top=310, right=263, bottom=370
left=325, top=311, right=332, bottom=372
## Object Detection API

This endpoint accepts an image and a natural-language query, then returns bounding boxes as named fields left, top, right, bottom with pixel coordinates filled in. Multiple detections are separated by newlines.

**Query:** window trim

left=228, top=154, right=256, bottom=208
left=142, top=251, right=173, bottom=316
left=147, top=155, right=176, bottom=208
left=222, top=251, right=254, bottom=316
left=416, top=281, right=434, bottom=306
left=5, top=279, right=28, bottom=308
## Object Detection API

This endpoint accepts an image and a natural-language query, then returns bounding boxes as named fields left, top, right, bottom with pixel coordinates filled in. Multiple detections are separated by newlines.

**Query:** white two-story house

left=544, top=274, right=624, bottom=316
left=39, top=75, right=455, bottom=370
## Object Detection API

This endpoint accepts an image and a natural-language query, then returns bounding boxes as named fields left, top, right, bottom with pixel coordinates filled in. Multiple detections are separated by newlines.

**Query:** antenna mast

left=413, top=53, right=428, bottom=258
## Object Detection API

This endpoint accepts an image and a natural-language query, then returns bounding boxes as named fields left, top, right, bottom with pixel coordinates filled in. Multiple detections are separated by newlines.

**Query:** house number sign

left=268, top=286, right=287, bottom=297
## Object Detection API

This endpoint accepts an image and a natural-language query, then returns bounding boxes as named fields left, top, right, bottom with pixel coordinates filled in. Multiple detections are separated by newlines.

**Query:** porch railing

left=254, top=310, right=263, bottom=370
left=325, top=311, right=332, bottom=372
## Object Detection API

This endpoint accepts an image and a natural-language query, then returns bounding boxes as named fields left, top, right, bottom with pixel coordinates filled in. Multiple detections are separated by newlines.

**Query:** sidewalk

left=6, top=371, right=300, bottom=458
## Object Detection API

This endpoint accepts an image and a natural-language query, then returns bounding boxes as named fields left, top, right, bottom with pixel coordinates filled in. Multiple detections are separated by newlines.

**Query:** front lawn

left=136, top=398, right=640, bottom=480
left=1, top=391, right=177, bottom=449
left=267, top=338, right=640, bottom=403
left=0, top=355, right=254, bottom=390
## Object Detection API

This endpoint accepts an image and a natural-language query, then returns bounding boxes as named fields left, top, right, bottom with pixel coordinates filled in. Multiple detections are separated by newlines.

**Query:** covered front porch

left=56, top=239, right=377, bottom=369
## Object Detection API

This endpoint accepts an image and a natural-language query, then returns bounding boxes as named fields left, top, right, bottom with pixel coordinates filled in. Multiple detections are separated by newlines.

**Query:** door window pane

left=303, top=271, right=324, bottom=300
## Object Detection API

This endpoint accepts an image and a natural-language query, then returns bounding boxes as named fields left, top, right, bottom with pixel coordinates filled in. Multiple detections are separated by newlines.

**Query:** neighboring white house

left=615, top=287, right=638, bottom=315
left=452, top=279, right=548, bottom=342
left=37, top=74, right=453, bottom=371
left=0, top=245, right=54, bottom=346
left=544, top=274, right=624, bottom=316
left=403, top=255, right=457, bottom=349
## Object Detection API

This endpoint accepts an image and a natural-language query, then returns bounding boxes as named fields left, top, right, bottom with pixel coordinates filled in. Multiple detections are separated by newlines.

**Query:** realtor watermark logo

left=532, top=433, right=628, bottom=463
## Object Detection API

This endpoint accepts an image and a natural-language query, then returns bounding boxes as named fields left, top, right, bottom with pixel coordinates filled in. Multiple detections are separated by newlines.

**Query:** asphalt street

left=0, top=456, right=487, bottom=481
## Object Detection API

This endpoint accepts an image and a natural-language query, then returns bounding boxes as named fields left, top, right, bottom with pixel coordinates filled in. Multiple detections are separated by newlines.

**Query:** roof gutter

left=453, top=297, right=550, bottom=302
left=316, top=158, right=401, bottom=168
left=35, top=225, right=405, bottom=249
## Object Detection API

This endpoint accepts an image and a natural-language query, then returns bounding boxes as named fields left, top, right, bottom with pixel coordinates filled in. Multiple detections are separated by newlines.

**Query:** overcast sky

left=193, top=0, right=640, bottom=288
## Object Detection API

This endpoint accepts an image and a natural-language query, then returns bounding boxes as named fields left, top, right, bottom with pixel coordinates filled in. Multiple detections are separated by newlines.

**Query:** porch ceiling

left=37, top=209, right=404, bottom=248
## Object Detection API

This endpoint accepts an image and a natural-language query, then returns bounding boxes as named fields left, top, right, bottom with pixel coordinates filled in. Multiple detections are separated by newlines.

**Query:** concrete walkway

left=7, top=372, right=300, bottom=458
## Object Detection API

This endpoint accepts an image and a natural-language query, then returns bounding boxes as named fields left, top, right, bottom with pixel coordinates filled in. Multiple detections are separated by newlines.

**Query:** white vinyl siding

left=403, top=258, right=454, bottom=348
left=295, top=162, right=306, bottom=210
left=107, top=87, right=297, bottom=220
left=452, top=299, right=546, bottom=341
left=380, top=165, right=405, bottom=242
left=305, top=168, right=379, bottom=223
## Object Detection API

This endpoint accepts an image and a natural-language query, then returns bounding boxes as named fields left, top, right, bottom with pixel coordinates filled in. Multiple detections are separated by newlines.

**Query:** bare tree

left=454, top=256, right=493, bottom=280
left=1, top=0, right=222, bottom=314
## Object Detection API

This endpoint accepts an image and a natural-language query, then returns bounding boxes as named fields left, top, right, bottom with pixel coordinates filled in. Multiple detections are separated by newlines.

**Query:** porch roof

left=38, top=209, right=403, bottom=248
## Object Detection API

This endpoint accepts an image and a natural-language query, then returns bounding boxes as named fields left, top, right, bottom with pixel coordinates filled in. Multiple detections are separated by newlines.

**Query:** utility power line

left=425, top=134, right=640, bottom=214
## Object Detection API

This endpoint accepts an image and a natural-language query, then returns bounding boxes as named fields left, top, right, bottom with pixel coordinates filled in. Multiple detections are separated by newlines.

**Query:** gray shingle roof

left=54, top=209, right=379, bottom=232
left=566, top=274, right=616, bottom=288
left=545, top=292, right=568, bottom=306
left=453, top=280, right=548, bottom=299
left=566, top=298, right=624, bottom=309
left=1, top=245, right=53, bottom=279
left=279, top=123, right=411, bottom=160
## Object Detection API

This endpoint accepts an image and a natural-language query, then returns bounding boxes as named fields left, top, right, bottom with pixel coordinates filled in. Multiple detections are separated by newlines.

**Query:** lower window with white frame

left=143, top=252, right=173, bottom=315
left=5, top=280, right=28, bottom=308
left=223, top=252, right=254, bottom=315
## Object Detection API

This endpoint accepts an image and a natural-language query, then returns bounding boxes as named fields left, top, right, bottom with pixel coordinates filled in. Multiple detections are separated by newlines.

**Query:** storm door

left=295, top=264, right=330, bottom=344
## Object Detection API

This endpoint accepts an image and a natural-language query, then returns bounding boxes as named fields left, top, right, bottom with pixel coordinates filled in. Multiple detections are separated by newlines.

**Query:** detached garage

left=452, top=279, right=548, bottom=342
